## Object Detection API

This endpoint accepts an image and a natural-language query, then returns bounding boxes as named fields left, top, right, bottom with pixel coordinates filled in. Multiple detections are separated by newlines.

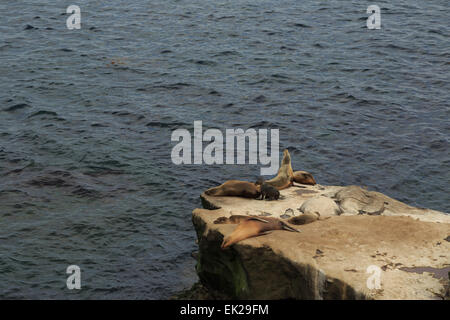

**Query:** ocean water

left=0, top=0, right=448, bottom=299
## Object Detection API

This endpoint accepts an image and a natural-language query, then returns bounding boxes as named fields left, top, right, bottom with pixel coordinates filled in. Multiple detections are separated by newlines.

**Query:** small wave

left=3, top=103, right=31, bottom=112
left=137, top=82, right=191, bottom=92
left=24, top=24, right=37, bottom=30
left=71, top=185, right=102, bottom=198
left=253, top=95, right=267, bottom=103
left=249, top=120, right=277, bottom=129
left=213, top=50, right=239, bottom=57
left=146, top=120, right=189, bottom=129
left=187, top=59, right=218, bottom=66
left=27, top=110, right=58, bottom=118
left=28, top=176, right=72, bottom=187
left=288, top=23, right=312, bottom=28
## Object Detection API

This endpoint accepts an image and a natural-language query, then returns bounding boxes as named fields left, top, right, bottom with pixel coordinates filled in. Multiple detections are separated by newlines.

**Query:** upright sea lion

left=293, top=170, right=316, bottom=185
left=204, top=180, right=261, bottom=198
left=265, top=149, right=294, bottom=190
left=220, top=216, right=300, bottom=249
left=255, top=177, right=280, bottom=200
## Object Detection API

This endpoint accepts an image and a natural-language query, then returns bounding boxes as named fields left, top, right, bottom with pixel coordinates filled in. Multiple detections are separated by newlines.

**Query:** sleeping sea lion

left=204, top=180, right=261, bottom=198
left=288, top=212, right=320, bottom=225
left=265, top=149, right=294, bottom=190
left=220, top=216, right=300, bottom=249
left=214, top=214, right=274, bottom=224
left=214, top=215, right=250, bottom=224
left=287, top=212, right=331, bottom=225
left=293, top=170, right=316, bottom=185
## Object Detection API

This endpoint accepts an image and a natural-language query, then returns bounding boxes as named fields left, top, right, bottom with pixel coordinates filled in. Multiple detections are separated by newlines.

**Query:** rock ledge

left=193, top=184, right=450, bottom=299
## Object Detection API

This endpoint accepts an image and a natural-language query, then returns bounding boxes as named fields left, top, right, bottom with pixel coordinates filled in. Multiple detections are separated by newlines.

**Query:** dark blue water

left=0, top=0, right=448, bottom=299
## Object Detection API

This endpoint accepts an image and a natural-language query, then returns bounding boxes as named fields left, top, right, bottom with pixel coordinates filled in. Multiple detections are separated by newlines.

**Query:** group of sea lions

left=203, top=149, right=318, bottom=249
left=204, top=149, right=316, bottom=199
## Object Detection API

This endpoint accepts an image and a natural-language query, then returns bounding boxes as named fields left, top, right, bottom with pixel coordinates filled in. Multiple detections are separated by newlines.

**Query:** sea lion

left=293, top=170, right=316, bottom=185
left=215, top=215, right=269, bottom=225
left=214, top=215, right=250, bottom=224
left=220, top=216, right=300, bottom=249
left=288, top=212, right=320, bottom=225
left=287, top=212, right=331, bottom=225
left=265, top=149, right=294, bottom=190
left=260, top=183, right=280, bottom=200
left=204, top=180, right=261, bottom=198
left=255, top=177, right=280, bottom=200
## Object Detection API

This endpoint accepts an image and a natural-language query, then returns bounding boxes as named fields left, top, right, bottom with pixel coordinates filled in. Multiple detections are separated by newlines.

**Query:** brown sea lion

left=293, top=170, right=316, bottom=185
left=265, top=149, right=294, bottom=190
left=288, top=212, right=320, bottom=225
left=214, top=215, right=251, bottom=224
left=220, top=216, right=300, bottom=249
left=204, top=180, right=261, bottom=198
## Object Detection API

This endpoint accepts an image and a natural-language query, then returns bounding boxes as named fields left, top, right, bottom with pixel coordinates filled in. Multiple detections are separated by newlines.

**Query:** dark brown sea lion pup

left=293, top=170, right=316, bottom=185
left=255, top=177, right=280, bottom=200
left=204, top=180, right=261, bottom=198
left=265, top=149, right=294, bottom=190
left=219, top=216, right=300, bottom=249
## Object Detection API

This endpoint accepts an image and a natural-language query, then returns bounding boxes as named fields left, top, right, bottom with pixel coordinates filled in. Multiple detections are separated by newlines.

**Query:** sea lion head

left=293, top=171, right=316, bottom=185
left=282, top=149, right=291, bottom=164
left=255, top=176, right=265, bottom=185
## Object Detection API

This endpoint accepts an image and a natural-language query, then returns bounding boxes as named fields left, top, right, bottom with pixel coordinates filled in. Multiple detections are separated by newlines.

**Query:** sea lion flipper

left=281, top=223, right=301, bottom=232
left=247, top=217, right=269, bottom=223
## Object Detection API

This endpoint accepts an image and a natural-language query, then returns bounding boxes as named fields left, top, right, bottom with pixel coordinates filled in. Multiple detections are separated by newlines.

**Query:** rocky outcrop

left=300, top=195, right=342, bottom=217
left=193, top=184, right=450, bottom=299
